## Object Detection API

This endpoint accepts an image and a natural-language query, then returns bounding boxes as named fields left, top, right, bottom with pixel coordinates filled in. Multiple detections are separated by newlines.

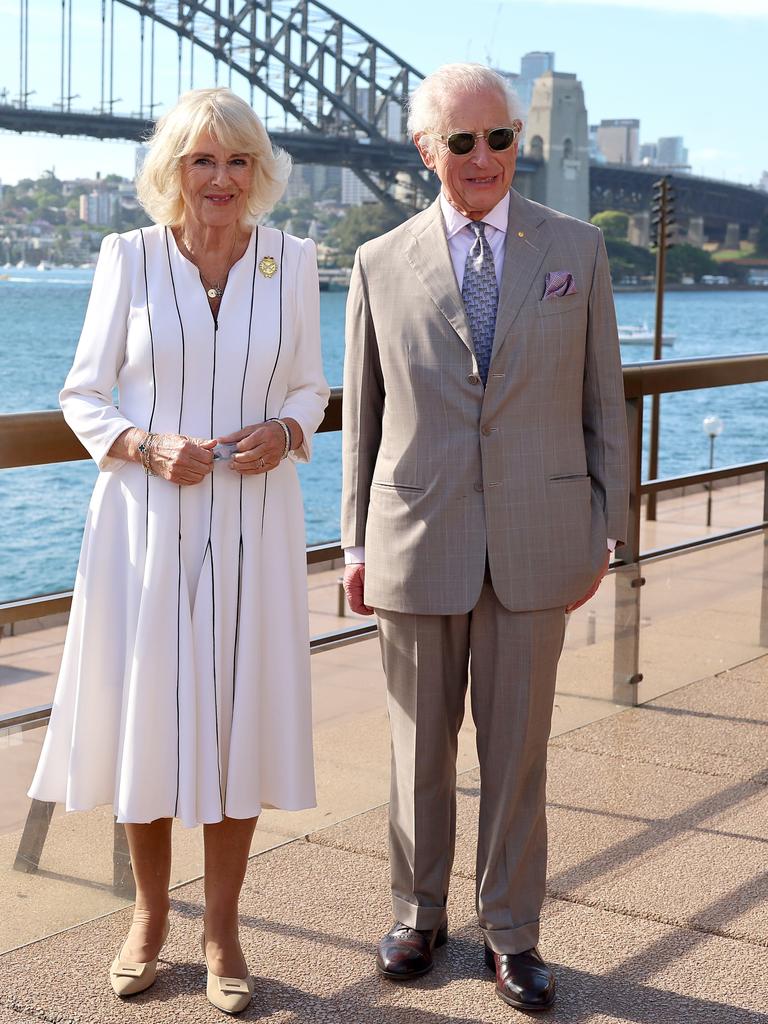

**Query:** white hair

left=407, top=63, right=524, bottom=144
left=137, top=87, right=291, bottom=227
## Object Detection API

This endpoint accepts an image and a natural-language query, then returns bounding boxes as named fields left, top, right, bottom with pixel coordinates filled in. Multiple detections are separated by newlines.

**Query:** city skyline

left=0, top=0, right=765, bottom=187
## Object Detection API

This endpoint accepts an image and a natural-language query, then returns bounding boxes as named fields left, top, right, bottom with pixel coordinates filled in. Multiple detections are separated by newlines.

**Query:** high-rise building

left=595, top=119, right=640, bottom=165
left=501, top=51, right=555, bottom=115
left=341, top=168, right=376, bottom=205
left=656, top=136, right=689, bottom=170
left=284, top=164, right=341, bottom=202
left=588, top=125, right=605, bottom=163
left=521, top=51, right=555, bottom=81
left=135, top=146, right=149, bottom=179
left=639, top=142, right=657, bottom=166
left=79, top=190, right=118, bottom=225
left=337, top=84, right=402, bottom=205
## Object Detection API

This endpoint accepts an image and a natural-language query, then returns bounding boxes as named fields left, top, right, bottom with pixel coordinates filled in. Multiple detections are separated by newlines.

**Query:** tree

left=36, top=192, right=60, bottom=212
left=36, top=171, right=63, bottom=195
left=755, top=213, right=768, bottom=257
left=269, top=195, right=319, bottom=236
left=328, top=202, right=409, bottom=266
left=663, top=243, right=720, bottom=282
left=591, top=210, right=629, bottom=240
left=604, top=238, right=655, bottom=282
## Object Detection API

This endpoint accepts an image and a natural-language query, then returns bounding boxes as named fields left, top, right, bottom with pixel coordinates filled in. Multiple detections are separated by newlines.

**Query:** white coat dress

left=28, top=223, right=330, bottom=827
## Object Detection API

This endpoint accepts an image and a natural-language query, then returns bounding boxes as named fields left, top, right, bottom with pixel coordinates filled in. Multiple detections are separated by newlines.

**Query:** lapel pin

left=259, top=256, right=278, bottom=279
left=517, top=231, right=525, bottom=238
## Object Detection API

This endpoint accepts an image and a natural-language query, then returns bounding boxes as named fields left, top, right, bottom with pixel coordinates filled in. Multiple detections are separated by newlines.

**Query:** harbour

left=2, top=267, right=767, bottom=601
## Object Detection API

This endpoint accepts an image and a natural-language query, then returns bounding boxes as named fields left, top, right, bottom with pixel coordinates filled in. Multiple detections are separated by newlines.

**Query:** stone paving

left=1, top=656, right=766, bottom=1023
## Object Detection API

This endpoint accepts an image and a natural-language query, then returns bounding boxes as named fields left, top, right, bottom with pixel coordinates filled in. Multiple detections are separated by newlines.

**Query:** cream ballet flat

left=109, top=919, right=170, bottom=997
left=201, top=932, right=254, bottom=1014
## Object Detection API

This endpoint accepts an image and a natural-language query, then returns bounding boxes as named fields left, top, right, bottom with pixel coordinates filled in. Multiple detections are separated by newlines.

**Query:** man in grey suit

left=341, top=63, right=628, bottom=1011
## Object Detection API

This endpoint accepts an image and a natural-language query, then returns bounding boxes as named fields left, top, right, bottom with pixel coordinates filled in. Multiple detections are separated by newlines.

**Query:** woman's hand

left=149, top=434, right=216, bottom=485
left=219, top=421, right=288, bottom=475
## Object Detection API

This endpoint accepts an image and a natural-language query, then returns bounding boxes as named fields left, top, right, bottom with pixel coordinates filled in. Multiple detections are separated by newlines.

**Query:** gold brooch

left=259, top=256, right=278, bottom=279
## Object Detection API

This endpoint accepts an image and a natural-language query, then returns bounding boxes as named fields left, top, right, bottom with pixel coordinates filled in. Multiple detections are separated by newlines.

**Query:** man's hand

left=566, top=551, right=610, bottom=614
left=343, top=563, right=374, bottom=615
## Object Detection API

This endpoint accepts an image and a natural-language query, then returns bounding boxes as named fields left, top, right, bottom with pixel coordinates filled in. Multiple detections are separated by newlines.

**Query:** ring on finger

left=259, top=457, right=265, bottom=469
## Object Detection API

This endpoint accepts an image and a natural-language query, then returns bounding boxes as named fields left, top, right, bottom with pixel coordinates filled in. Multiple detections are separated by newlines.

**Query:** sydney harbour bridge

left=2, top=0, right=766, bottom=239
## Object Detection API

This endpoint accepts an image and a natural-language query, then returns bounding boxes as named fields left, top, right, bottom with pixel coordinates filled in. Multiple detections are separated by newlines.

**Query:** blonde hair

left=136, top=88, right=291, bottom=226
left=408, top=63, right=524, bottom=148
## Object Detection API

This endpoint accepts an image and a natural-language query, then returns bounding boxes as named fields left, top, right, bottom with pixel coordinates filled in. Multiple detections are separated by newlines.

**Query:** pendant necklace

left=181, top=230, right=239, bottom=301
left=200, top=274, right=224, bottom=300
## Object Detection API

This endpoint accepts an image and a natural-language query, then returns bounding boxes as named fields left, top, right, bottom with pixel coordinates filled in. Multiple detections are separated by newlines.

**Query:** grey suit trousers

left=377, top=577, right=566, bottom=955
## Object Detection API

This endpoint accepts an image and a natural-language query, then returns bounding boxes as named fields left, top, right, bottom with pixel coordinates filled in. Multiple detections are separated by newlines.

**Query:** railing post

left=13, top=798, right=55, bottom=873
left=761, top=470, right=768, bottom=648
left=613, top=397, right=644, bottom=707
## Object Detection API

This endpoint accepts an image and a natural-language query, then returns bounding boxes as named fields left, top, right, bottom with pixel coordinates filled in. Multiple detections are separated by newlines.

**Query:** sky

left=0, top=0, right=766, bottom=187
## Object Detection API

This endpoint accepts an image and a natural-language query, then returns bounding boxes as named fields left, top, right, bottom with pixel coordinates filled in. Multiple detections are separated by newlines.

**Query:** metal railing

left=2, top=355, right=768, bottom=728
left=3, top=354, right=768, bottom=896
left=613, top=354, right=768, bottom=706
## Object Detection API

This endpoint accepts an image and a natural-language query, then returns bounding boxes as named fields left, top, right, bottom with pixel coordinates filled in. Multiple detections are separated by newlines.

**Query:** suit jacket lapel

left=404, top=200, right=475, bottom=358
left=492, top=190, right=552, bottom=360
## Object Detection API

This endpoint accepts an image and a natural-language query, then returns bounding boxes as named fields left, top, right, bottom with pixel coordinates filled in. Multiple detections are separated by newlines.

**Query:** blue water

left=1, top=268, right=767, bottom=601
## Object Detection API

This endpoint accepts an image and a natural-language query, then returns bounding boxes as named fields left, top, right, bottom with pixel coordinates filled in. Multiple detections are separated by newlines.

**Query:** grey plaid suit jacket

left=341, top=189, right=629, bottom=615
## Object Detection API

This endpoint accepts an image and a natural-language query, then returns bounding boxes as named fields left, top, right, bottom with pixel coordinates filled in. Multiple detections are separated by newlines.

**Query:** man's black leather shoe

left=376, top=921, right=448, bottom=979
left=484, top=943, right=556, bottom=1010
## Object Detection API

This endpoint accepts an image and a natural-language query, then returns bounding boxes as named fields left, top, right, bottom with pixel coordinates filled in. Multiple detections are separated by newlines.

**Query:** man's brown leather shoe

left=484, top=943, right=556, bottom=1010
left=376, top=921, right=448, bottom=979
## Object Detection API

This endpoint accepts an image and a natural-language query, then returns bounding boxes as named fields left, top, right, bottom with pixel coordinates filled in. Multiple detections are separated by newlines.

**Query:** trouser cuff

left=392, top=894, right=447, bottom=931
left=482, top=919, right=540, bottom=955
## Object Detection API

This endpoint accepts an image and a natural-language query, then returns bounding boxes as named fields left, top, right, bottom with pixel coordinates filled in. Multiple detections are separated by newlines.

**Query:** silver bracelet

left=267, top=418, right=292, bottom=460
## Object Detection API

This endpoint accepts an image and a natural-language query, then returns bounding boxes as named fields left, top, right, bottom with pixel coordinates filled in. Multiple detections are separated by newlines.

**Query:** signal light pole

left=646, top=175, right=675, bottom=521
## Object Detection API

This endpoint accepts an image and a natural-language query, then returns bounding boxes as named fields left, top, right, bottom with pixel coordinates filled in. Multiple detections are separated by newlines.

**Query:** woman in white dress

left=28, top=87, right=329, bottom=1013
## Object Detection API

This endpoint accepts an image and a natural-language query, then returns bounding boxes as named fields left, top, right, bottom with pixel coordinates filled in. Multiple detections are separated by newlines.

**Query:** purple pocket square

left=543, top=271, right=577, bottom=300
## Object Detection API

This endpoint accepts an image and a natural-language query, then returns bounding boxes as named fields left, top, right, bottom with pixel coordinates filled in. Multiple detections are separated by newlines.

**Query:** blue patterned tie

left=461, top=221, right=498, bottom=386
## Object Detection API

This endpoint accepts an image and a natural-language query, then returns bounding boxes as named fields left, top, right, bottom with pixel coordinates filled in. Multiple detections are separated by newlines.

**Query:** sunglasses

left=426, top=121, right=522, bottom=156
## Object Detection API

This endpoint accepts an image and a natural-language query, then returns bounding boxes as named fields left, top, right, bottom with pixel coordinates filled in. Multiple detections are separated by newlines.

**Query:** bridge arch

left=115, top=0, right=423, bottom=144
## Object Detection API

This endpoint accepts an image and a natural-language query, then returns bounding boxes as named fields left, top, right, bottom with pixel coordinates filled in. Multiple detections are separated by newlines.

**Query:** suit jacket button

left=474, top=482, right=484, bottom=492
left=467, top=373, right=480, bottom=385
left=481, top=425, right=493, bottom=436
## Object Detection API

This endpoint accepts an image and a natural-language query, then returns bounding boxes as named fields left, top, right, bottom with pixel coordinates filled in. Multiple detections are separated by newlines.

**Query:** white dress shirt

left=344, top=191, right=615, bottom=565
left=441, top=189, right=509, bottom=291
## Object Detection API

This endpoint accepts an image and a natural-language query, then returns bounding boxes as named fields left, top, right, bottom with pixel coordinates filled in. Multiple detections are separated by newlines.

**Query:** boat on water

left=618, top=323, right=675, bottom=346
left=36, top=261, right=50, bottom=271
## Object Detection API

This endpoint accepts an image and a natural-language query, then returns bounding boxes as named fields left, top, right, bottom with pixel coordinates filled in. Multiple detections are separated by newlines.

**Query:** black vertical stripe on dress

left=164, top=227, right=185, bottom=819
left=260, top=230, right=286, bottom=536
left=207, top=289, right=224, bottom=815
left=226, top=227, right=259, bottom=812
left=139, top=230, right=158, bottom=546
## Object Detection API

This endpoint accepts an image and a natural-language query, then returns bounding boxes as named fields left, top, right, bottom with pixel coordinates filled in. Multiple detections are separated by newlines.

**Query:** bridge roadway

left=2, top=105, right=766, bottom=239
left=0, top=104, right=539, bottom=177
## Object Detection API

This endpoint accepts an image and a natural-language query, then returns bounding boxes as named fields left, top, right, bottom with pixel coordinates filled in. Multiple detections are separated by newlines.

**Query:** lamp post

left=703, top=415, right=724, bottom=528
